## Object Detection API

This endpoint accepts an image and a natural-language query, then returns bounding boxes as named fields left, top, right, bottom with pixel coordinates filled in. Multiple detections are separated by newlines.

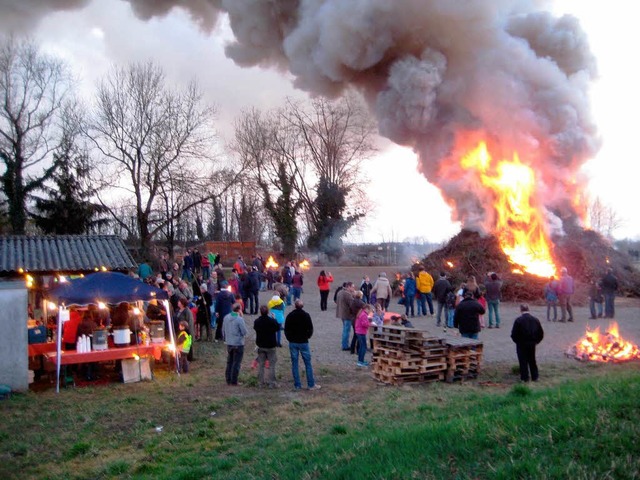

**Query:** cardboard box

left=121, top=358, right=152, bottom=383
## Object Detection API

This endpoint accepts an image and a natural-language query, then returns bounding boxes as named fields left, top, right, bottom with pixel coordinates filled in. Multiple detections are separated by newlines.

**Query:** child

left=355, top=304, right=373, bottom=367
left=267, top=295, right=286, bottom=347
left=445, top=288, right=457, bottom=328
left=176, top=320, right=192, bottom=373
left=477, top=287, right=487, bottom=329
left=370, top=303, right=385, bottom=350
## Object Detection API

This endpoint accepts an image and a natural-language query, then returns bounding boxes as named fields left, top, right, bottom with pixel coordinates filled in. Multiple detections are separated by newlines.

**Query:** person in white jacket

left=372, top=272, right=393, bottom=311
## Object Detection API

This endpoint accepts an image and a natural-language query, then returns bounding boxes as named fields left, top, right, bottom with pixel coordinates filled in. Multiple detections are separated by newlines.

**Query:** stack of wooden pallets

left=371, top=325, right=447, bottom=385
left=443, top=337, right=484, bottom=383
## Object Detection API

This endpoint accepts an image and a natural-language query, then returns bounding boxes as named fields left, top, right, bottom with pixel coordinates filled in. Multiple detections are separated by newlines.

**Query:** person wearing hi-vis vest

left=177, top=320, right=192, bottom=373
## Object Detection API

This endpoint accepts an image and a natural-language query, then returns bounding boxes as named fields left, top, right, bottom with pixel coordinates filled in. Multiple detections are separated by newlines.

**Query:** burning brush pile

left=566, top=322, right=640, bottom=363
left=421, top=228, right=640, bottom=303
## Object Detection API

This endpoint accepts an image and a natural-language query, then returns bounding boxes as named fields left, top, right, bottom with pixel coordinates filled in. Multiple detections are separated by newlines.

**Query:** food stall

left=46, top=272, right=177, bottom=392
left=0, top=235, right=140, bottom=390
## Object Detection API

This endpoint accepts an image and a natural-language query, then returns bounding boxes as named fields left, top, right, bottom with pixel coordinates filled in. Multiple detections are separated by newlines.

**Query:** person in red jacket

left=317, top=270, right=334, bottom=311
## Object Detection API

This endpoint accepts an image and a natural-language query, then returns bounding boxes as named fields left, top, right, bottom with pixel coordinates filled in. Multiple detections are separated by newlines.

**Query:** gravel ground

left=244, top=266, right=640, bottom=370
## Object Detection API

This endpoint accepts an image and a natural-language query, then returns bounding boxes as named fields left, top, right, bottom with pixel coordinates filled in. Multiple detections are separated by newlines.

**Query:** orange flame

left=461, top=141, right=556, bottom=277
left=569, top=322, right=640, bottom=362
left=299, top=259, right=311, bottom=270
left=265, top=256, right=279, bottom=269
left=446, top=261, right=454, bottom=268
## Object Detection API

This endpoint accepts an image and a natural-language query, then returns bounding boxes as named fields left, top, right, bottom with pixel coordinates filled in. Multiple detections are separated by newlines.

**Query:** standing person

left=223, top=303, right=247, bottom=386
left=588, top=279, right=604, bottom=319
left=510, top=304, right=544, bottom=382
left=291, top=270, right=304, bottom=302
left=370, top=303, right=385, bottom=349
left=317, top=270, right=334, bottom=311
left=215, top=282, right=235, bottom=341
left=416, top=266, right=435, bottom=316
left=336, top=282, right=355, bottom=351
left=233, top=255, right=247, bottom=275
left=176, top=298, right=195, bottom=361
left=558, top=267, right=575, bottom=322
left=159, top=254, right=169, bottom=280
left=248, top=266, right=261, bottom=315
left=281, top=262, right=294, bottom=305
left=445, top=287, right=457, bottom=328
left=254, top=305, right=279, bottom=388
left=349, top=290, right=366, bottom=354
left=544, top=276, right=559, bottom=322
left=360, top=276, right=373, bottom=304
left=464, top=275, right=481, bottom=299
left=484, top=272, right=503, bottom=328
left=196, top=284, right=212, bottom=342
left=402, top=272, right=417, bottom=317
left=284, top=300, right=320, bottom=390
left=372, top=272, right=392, bottom=311
left=354, top=304, right=373, bottom=367
left=267, top=294, right=286, bottom=347
left=201, top=252, right=210, bottom=280
left=453, top=291, right=485, bottom=339
left=176, top=320, right=192, bottom=374
left=600, top=268, right=619, bottom=319
left=182, top=250, right=194, bottom=281
left=192, top=248, right=202, bottom=277
left=432, top=272, right=452, bottom=327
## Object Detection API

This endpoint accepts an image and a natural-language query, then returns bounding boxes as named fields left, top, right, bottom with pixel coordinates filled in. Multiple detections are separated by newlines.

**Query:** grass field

left=2, top=342, right=640, bottom=480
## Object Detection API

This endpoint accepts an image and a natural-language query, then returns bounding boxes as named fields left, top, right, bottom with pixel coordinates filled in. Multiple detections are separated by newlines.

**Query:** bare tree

left=0, top=36, right=77, bottom=233
left=233, top=95, right=375, bottom=259
left=232, top=107, right=305, bottom=258
left=88, top=62, right=246, bottom=260
left=589, top=196, right=624, bottom=240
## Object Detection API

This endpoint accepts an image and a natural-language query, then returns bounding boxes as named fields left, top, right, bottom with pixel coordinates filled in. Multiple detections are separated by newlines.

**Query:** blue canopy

left=48, top=271, right=168, bottom=305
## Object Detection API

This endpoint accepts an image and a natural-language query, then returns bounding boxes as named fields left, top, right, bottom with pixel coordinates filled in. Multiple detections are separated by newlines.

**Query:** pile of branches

left=418, top=228, right=640, bottom=303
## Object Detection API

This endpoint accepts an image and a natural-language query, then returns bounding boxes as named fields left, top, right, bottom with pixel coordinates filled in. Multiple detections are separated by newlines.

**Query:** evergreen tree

left=307, top=177, right=362, bottom=260
left=32, top=150, right=107, bottom=234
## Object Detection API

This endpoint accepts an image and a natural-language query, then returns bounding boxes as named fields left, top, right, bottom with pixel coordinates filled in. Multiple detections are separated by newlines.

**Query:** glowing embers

left=567, top=322, right=640, bottom=362
left=460, top=141, right=556, bottom=277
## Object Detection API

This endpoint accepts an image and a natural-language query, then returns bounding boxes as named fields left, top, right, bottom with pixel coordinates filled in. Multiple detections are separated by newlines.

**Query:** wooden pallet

left=443, top=338, right=484, bottom=383
left=373, top=370, right=445, bottom=385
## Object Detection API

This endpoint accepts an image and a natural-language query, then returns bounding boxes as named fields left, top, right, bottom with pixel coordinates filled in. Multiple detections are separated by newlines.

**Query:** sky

left=10, top=0, right=639, bottom=244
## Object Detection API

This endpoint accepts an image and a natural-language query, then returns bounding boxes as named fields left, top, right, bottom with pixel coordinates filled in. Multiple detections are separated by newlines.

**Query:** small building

left=0, top=235, right=137, bottom=391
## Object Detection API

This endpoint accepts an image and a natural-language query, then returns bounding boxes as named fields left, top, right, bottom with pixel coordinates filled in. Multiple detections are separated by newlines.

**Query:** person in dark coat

left=510, top=304, right=544, bottom=382
left=215, top=282, right=235, bottom=341
left=453, top=291, right=485, bottom=339
left=253, top=305, right=280, bottom=388
left=432, top=272, right=452, bottom=327
left=248, top=266, right=261, bottom=315
left=600, top=268, right=619, bottom=319
left=284, top=300, right=320, bottom=390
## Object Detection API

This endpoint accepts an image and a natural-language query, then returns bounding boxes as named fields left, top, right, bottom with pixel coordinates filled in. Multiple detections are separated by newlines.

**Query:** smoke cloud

left=1, top=0, right=599, bottom=234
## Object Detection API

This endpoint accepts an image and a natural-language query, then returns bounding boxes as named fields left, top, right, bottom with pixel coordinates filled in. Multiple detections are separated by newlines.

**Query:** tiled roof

left=0, top=235, right=137, bottom=274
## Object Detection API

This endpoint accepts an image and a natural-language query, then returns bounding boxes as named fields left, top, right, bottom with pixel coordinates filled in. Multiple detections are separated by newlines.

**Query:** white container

left=113, top=328, right=131, bottom=347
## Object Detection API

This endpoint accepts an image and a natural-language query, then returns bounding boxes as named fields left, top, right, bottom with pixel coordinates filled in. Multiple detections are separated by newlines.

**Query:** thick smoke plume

left=1, top=0, right=599, bottom=234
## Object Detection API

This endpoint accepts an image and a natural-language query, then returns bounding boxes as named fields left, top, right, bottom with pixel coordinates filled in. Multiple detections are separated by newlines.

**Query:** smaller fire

left=265, top=256, right=279, bottom=269
left=446, top=261, right=454, bottom=268
left=567, top=322, right=640, bottom=362
left=299, top=259, right=311, bottom=270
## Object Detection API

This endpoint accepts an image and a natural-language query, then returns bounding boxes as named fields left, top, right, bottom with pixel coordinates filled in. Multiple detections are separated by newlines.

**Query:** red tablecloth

left=44, top=343, right=168, bottom=365
left=28, top=342, right=57, bottom=356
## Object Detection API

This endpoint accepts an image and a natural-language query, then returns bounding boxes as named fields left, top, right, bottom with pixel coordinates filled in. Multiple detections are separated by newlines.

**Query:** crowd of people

left=69, top=252, right=620, bottom=386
